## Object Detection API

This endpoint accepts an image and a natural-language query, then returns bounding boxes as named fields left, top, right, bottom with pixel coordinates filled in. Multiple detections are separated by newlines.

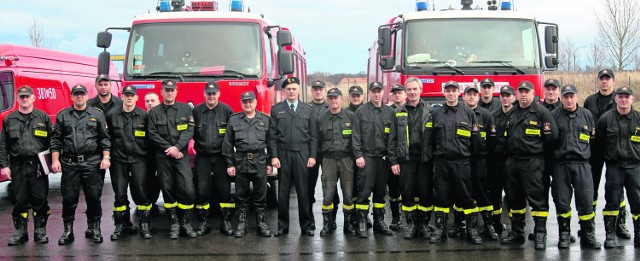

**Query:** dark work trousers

left=278, top=149, right=312, bottom=231
left=195, top=153, right=231, bottom=209
left=504, top=156, right=549, bottom=215
left=399, top=159, right=433, bottom=210
left=146, top=153, right=161, bottom=204
left=355, top=156, right=389, bottom=208
left=236, top=170, right=267, bottom=211
left=321, top=157, right=354, bottom=210
left=471, top=156, right=492, bottom=210
left=551, top=161, right=594, bottom=217
left=61, top=160, right=103, bottom=219
left=388, top=165, right=401, bottom=202
left=156, top=151, right=195, bottom=207
left=488, top=154, right=507, bottom=214
left=434, top=158, right=475, bottom=211
left=603, top=166, right=640, bottom=217
left=9, top=160, right=49, bottom=217
left=589, top=148, right=605, bottom=207
left=310, top=160, right=341, bottom=218
left=110, top=158, right=149, bottom=208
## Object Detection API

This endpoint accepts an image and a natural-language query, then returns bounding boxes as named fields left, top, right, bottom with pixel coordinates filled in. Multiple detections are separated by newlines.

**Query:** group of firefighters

left=1, top=68, right=639, bottom=250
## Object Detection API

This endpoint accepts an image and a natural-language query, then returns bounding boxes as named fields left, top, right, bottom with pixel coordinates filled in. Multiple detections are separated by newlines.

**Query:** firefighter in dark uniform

left=463, top=85, right=499, bottom=241
left=595, top=86, right=640, bottom=248
left=388, top=77, right=435, bottom=239
left=317, top=88, right=355, bottom=236
left=51, top=84, right=111, bottom=245
left=270, top=77, right=318, bottom=237
left=147, top=79, right=197, bottom=239
left=143, top=92, right=161, bottom=214
left=352, top=81, right=395, bottom=238
left=0, top=86, right=52, bottom=246
left=489, top=85, right=516, bottom=237
left=429, top=80, right=482, bottom=244
left=585, top=69, right=631, bottom=239
left=550, top=84, right=601, bottom=249
left=105, top=85, right=152, bottom=240
left=223, top=91, right=272, bottom=238
left=192, top=81, right=234, bottom=236
left=501, top=81, right=558, bottom=250
left=346, top=85, right=365, bottom=113
left=387, top=84, right=405, bottom=231
left=478, top=78, right=501, bottom=112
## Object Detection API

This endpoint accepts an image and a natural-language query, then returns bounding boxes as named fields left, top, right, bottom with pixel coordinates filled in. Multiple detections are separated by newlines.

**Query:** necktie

left=290, top=103, right=295, bottom=113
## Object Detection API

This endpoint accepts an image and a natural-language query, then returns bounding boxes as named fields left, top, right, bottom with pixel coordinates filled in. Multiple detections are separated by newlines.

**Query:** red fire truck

left=369, top=0, right=559, bottom=104
left=0, top=44, right=120, bottom=183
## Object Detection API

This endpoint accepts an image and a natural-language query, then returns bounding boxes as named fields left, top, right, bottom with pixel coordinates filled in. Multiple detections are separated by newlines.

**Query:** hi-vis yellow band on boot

left=20, top=213, right=28, bottom=218
left=434, top=207, right=450, bottom=213
left=343, top=204, right=354, bottom=210
left=402, top=205, right=417, bottom=212
left=356, top=204, right=369, bottom=210
left=417, top=205, right=433, bottom=212
left=113, top=205, right=127, bottom=212
left=137, top=204, right=153, bottom=211
left=557, top=211, right=571, bottom=218
left=510, top=209, right=527, bottom=215
left=178, top=203, right=194, bottom=210
left=196, top=204, right=211, bottom=210
left=322, top=204, right=334, bottom=210
left=453, top=205, right=463, bottom=212
left=373, top=203, right=386, bottom=209
left=219, top=203, right=235, bottom=209
left=602, top=210, right=619, bottom=216
left=579, top=213, right=595, bottom=221
left=531, top=211, right=548, bottom=217
left=164, top=202, right=178, bottom=209
left=478, top=205, right=494, bottom=212
left=33, top=210, right=52, bottom=217
left=463, top=207, right=479, bottom=215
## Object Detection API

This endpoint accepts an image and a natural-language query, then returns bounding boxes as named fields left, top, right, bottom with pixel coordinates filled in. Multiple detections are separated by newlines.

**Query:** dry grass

left=546, top=71, right=640, bottom=107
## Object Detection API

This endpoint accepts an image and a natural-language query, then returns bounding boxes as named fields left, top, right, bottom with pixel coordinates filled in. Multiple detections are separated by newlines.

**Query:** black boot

left=234, top=209, right=247, bottom=238
left=557, top=216, right=571, bottom=249
left=330, top=208, right=338, bottom=230
left=420, top=211, right=434, bottom=239
left=138, top=210, right=152, bottom=239
left=501, top=214, right=525, bottom=244
left=533, top=217, right=547, bottom=250
left=7, top=216, right=28, bottom=246
left=604, top=215, right=618, bottom=248
left=220, top=208, right=235, bottom=236
left=33, top=213, right=49, bottom=244
left=403, top=211, right=417, bottom=239
left=256, top=210, right=272, bottom=237
left=122, top=209, right=138, bottom=235
left=372, top=208, right=393, bottom=235
left=389, top=201, right=402, bottom=231
left=320, top=212, right=331, bottom=237
left=617, top=207, right=632, bottom=239
left=357, top=210, right=368, bottom=238
left=466, top=213, right=483, bottom=244
left=180, top=209, right=198, bottom=238
left=429, top=211, right=448, bottom=243
left=196, top=209, right=211, bottom=236
left=344, top=210, right=356, bottom=235
left=88, top=218, right=103, bottom=243
left=579, top=219, right=601, bottom=249
left=493, top=213, right=505, bottom=237
left=57, top=218, right=75, bottom=245
left=167, top=208, right=180, bottom=239
left=481, top=211, right=499, bottom=241
left=111, top=211, right=124, bottom=241
left=448, top=210, right=466, bottom=238
left=634, top=218, right=640, bottom=248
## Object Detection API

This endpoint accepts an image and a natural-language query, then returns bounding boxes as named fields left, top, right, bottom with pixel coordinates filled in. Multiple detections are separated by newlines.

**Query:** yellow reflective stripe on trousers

left=492, top=208, right=502, bottom=216
left=434, top=207, right=450, bottom=213
left=402, top=205, right=417, bottom=212
left=510, top=208, right=526, bottom=215
left=592, top=200, right=598, bottom=206
left=113, top=205, right=127, bottom=212
left=178, top=203, right=194, bottom=210
left=453, top=205, right=463, bottom=212
left=343, top=204, right=354, bottom=210
left=33, top=210, right=52, bottom=217
left=620, top=201, right=627, bottom=208
left=20, top=212, right=28, bottom=218
left=603, top=210, right=619, bottom=216
left=322, top=204, right=334, bottom=210
left=373, top=203, right=386, bottom=209
left=164, top=202, right=178, bottom=209
left=417, top=205, right=433, bottom=212
left=579, top=212, right=595, bottom=221
left=137, top=204, right=153, bottom=211
left=219, top=203, right=235, bottom=209
left=196, top=204, right=210, bottom=210
left=531, top=211, right=548, bottom=217
left=356, top=204, right=369, bottom=210
left=477, top=205, right=494, bottom=212
left=557, top=211, right=572, bottom=218
left=633, top=214, right=640, bottom=221
left=463, top=207, right=479, bottom=215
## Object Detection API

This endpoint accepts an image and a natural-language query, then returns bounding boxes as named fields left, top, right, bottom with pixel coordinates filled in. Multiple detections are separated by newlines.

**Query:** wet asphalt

left=0, top=173, right=638, bottom=260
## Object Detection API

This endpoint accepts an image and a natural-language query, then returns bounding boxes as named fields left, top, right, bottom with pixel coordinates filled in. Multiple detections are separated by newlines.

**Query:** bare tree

left=588, top=43, right=606, bottom=72
left=596, top=0, right=640, bottom=71
left=28, top=18, right=50, bottom=48
left=558, top=38, right=576, bottom=72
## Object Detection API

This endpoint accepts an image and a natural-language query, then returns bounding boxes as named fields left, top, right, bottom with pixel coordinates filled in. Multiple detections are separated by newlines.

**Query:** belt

left=323, top=152, right=351, bottom=159
left=62, top=154, right=92, bottom=163
left=11, top=157, right=39, bottom=166
left=236, top=151, right=265, bottom=160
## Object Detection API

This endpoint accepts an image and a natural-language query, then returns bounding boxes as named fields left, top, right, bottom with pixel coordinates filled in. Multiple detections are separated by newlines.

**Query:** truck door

left=0, top=72, right=15, bottom=113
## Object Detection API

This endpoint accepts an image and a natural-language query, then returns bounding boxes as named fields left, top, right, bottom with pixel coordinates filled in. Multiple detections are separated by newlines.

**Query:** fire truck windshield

left=125, top=22, right=263, bottom=78
left=404, top=18, right=539, bottom=70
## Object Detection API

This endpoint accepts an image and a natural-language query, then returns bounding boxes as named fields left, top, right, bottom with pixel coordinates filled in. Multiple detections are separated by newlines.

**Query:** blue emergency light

left=501, top=1, right=512, bottom=10
left=231, top=0, right=243, bottom=11
left=416, top=0, right=429, bottom=11
left=158, top=0, right=171, bottom=12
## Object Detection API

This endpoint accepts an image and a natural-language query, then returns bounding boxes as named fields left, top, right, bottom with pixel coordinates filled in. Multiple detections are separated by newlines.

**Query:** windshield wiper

left=132, top=72, right=185, bottom=82
left=182, top=73, right=245, bottom=79
left=469, top=60, right=526, bottom=74
left=409, top=60, right=465, bottom=75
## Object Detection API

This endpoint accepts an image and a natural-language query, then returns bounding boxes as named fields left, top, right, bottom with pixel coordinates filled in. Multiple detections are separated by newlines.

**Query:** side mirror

left=380, top=57, right=395, bottom=70
left=97, top=31, right=113, bottom=48
left=544, top=26, right=558, bottom=54
left=278, top=50, right=294, bottom=75
left=545, top=55, right=558, bottom=69
left=277, top=30, right=293, bottom=47
left=98, top=51, right=111, bottom=75
left=378, top=27, right=392, bottom=56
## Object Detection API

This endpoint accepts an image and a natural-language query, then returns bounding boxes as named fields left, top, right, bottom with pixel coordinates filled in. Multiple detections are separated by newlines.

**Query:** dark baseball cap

left=162, top=79, right=177, bottom=89
left=480, top=78, right=494, bottom=87
left=240, top=91, right=256, bottom=101
left=122, top=85, right=137, bottom=95
left=71, top=84, right=88, bottom=94
left=349, top=85, right=363, bottom=95
left=311, top=80, right=325, bottom=88
left=326, top=88, right=342, bottom=97
left=17, top=85, right=34, bottom=96
left=282, top=77, right=300, bottom=89
left=204, top=81, right=219, bottom=93
left=391, top=84, right=405, bottom=92
left=517, top=81, right=534, bottom=90
left=560, top=85, right=577, bottom=95
left=443, top=80, right=459, bottom=89
left=464, top=85, right=479, bottom=94
left=598, top=69, right=615, bottom=79
left=368, top=81, right=383, bottom=91
left=95, top=74, right=110, bottom=83
left=499, top=85, right=515, bottom=95
left=544, top=79, right=560, bottom=88
left=616, top=86, right=633, bottom=95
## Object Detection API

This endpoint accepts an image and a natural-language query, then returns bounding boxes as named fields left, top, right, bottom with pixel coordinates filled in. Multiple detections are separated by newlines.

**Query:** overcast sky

left=2, top=0, right=601, bottom=73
